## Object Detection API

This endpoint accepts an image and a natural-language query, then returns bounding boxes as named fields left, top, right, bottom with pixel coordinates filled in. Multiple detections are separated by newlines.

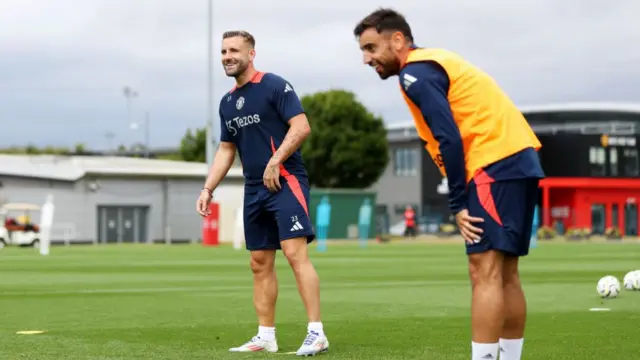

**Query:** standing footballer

left=353, top=8, right=545, bottom=360
left=196, top=30, right=329, bottom=356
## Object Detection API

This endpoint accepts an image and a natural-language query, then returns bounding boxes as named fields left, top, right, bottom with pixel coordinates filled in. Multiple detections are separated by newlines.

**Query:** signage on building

left=601, top=134, right=636, bottom=147
left=551, top=206, right=570, bottom=218
left=436, top=177, right=449, bottom=195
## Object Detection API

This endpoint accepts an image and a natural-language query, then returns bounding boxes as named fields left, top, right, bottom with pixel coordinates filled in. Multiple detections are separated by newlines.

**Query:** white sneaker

left=228, top=336, right=278, bottom=353
left=295, top=331, right=329, bottom=356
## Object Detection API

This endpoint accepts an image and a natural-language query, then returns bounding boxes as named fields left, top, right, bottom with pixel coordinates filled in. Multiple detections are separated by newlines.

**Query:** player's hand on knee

left=197, top=189, right=212, bottom=217
left=263, top=160, right=282, bottom=192
left=455, top=209, right=484, bottom=244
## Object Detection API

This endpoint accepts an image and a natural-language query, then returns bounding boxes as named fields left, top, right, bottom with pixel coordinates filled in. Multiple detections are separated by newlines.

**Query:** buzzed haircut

left=353, top=8, right=414, bottom=42
left=222, top=30, right=256, bottom=48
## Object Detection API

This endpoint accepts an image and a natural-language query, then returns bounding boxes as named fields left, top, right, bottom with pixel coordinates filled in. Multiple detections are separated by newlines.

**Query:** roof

left=518, top=102, right=640, bottom=115
left=0, top=155, right=244, bottom=182
left=2, top=203, right=41, bottom=211
left=385, top=102, right=640, bottom=131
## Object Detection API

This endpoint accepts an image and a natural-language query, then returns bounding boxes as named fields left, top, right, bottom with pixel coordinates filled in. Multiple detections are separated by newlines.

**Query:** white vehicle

left=0, top=203, right=41, bottom=249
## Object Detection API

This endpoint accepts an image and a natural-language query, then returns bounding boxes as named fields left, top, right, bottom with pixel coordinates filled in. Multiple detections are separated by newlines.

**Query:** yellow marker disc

left=16, top=330, right=46, bottom=335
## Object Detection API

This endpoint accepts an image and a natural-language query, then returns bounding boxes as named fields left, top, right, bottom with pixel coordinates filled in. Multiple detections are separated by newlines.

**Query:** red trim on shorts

left=474, top=169, right=503, bottom=226
left=270, top=137, right=309, bottom=216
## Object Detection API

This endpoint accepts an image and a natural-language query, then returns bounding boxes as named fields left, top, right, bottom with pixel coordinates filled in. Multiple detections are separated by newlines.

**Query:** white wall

left=213, top=183, right=244, bottom=243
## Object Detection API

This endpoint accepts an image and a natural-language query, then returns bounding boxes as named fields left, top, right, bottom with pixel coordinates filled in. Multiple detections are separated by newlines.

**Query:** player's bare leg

left=251, top=250, right=278, bottom=328
left=468, top=249, right=505, bottom=360
left=229, top=250, right=279, bottom=353
left=281, top=238, right=329, bottom=356
left=499, top=256, right=526, bottom=360
left=282, top=238, right=321, bottom=321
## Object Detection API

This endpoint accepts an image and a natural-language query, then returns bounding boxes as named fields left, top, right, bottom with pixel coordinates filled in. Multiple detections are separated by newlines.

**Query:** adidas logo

left=290, top=221, right=304, bottom=231
left=284, top=83, right=293, bottom=92
left=402, top=73, right=416, bottom=90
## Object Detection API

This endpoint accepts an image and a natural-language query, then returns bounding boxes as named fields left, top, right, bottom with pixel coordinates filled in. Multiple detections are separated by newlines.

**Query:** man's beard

left=377, top=62, right=400, bottom=80
left=378, top=70, right=392, bottom=80
left=375, top=56, right=400, bottom=80
left=225, top=62, right=248, bottom=77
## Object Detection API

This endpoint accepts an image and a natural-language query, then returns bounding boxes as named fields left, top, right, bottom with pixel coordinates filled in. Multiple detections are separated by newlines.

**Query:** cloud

left=0, top=0, right=638, bottom=148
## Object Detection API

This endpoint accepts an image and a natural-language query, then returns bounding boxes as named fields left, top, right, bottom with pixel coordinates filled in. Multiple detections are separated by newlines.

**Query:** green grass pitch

left=1, top=241, right=639, bottom=359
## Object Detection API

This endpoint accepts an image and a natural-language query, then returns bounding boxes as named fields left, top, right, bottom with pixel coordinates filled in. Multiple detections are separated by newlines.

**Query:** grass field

left=2, top=241, right=640, bottom=359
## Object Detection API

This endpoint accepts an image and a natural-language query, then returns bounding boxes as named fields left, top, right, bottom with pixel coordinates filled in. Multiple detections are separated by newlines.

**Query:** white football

left=623, top=270, right=640, bottom=290
left=597, top=275, right=621, bottom=298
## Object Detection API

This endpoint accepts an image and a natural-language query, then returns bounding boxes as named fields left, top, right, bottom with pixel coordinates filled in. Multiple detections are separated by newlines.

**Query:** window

left=623, top=149, right=639, bottom=177
left=611, top=204, right=619, bottom=228
left=589, top=146, right=605, bottom=176
left=624, top=203, right=638, bottom=236
left=393, top=148, right=419, bottom=176
left=609, top=148, right=618, bottom=176
left=394, top=149, right=404, bottom=175
left=591, top=204, right=605, bottom=235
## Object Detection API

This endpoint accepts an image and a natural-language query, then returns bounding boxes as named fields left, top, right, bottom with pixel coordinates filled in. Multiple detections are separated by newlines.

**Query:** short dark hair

left=222, top=30, right=256, bottom=48
left=353, top=8, right=413, bottom=42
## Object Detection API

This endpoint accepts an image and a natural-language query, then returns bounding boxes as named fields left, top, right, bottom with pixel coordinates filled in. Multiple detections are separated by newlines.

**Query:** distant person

left=553, top=220, right=565, bottom=235
left=196, top=30, right=328, bottom=356
left=354, top=9, right=545, bottom=360
left=403, top=205, right=417, bottom=237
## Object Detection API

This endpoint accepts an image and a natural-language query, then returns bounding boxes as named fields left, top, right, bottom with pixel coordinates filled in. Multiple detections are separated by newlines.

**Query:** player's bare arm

left=204, top=141, right=237, bottom=190
left=196, top=141, right=237, bottom=216
left=263, top=114, right=311, bottom=192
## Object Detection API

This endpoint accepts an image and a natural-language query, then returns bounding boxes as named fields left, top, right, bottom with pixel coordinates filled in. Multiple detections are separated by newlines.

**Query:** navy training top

left=219, top=72, right=308, bottom=186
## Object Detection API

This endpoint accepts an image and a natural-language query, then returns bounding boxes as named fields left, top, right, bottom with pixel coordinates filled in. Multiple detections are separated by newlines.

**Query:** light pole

left=130, top=111, right=150, bottom=158
left=205, top=0, right=215, bottom=167
left=123, top=86, right=138, bottom=128
left=104, top=131, right=116, bottom=153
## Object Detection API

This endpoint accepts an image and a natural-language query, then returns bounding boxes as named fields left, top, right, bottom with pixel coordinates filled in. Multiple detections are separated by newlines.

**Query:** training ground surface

left=2, top=242, right=639, bottom=359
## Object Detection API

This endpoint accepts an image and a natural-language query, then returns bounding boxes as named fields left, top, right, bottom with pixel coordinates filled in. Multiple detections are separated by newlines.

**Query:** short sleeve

left=219, top=102, right=231, bottom=142
left=268, top=74, right=305, bottom=123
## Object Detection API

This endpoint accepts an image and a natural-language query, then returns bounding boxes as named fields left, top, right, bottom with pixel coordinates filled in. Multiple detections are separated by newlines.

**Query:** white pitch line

left=2, top=279, right=465, bottom=297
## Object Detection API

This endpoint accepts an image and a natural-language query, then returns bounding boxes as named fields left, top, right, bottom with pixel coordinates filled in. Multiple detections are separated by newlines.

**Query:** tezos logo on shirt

left=225, top=114, right=261, bottom=136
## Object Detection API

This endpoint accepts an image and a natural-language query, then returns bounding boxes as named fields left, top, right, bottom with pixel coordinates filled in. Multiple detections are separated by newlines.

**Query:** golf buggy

left=0, top=203, right=41, bottom=249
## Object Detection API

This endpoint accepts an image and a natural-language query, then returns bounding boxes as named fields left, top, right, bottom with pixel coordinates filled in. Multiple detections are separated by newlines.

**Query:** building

left=371, top=102, right=640, bottom=235
left=529, top=103, right=640, bottom=236
left=0, top=155, right=244, bottom=244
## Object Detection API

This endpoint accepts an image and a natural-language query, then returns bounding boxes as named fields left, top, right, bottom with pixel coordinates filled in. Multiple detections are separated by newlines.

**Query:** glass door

left=624, top=203, right=638, bottom=236
left=591, top=204, right=606, bottom=235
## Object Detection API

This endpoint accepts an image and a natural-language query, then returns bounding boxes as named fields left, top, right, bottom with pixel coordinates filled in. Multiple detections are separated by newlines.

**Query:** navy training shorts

left=243, top=176, right=315, bottom=251
left=465, top=173, right=540, bottom=257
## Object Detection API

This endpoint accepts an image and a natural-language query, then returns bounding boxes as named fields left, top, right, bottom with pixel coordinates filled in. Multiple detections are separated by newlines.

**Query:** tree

left=300, top=89, right=389, bottom=188
left=0, top=145, right=70, bottom=155
left=179, top=128, right=206, bottom=163
left=74, top=143, right=87, bottom=154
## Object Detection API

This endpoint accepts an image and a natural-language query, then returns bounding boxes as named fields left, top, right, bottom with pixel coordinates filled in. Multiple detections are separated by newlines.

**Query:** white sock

left=308, top=322, right=324, bottom=336
left=471, top=342, right=499, bottom=360
left=257, top=326, right=275, bottom=341
left=499, top=338, right=524, bottom=360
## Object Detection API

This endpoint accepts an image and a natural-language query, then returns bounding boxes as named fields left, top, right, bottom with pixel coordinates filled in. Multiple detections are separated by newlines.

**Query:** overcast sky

left=1, top=0, right=638, bottom=150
